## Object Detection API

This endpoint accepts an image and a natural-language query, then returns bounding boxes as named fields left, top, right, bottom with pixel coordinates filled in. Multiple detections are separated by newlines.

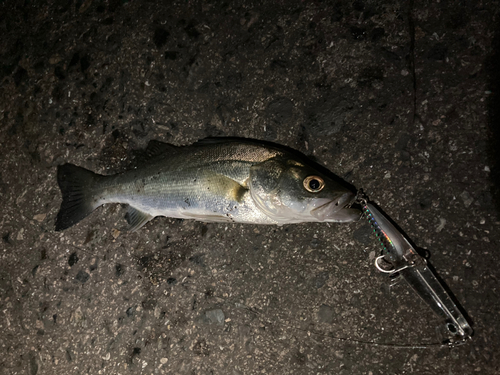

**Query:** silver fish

left=55, top=138, right=360, bottom=231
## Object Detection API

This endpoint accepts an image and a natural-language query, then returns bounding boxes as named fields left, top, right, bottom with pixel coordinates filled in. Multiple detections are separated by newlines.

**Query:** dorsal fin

left=145, top=140, right=179, bottom=158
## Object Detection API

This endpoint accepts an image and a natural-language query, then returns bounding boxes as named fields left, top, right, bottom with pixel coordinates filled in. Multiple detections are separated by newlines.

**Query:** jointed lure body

left=359, top=195, right=473, bottom=345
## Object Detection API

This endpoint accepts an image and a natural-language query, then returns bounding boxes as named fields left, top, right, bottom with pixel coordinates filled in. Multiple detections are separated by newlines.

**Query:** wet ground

left=1, top=0, right=499, bottom=374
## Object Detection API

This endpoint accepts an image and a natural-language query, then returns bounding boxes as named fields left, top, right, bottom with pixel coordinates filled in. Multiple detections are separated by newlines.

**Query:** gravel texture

left=1, top=0, right=499, bottom=374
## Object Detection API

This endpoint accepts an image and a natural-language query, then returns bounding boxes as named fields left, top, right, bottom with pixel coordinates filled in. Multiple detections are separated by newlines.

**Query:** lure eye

left=303, top=176, right=325, bottom=193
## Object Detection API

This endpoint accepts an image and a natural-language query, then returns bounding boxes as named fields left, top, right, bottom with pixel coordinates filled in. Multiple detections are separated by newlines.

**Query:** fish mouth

left=310, top=192, right=358, bottom=221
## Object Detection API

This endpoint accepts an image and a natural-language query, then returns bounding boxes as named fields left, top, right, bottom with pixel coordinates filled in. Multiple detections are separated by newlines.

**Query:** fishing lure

left=357, top=192, right=473, bottom=346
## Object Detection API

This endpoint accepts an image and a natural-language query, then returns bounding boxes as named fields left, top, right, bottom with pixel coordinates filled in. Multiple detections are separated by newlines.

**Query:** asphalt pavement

left=1, top=1, right=499, bottom=374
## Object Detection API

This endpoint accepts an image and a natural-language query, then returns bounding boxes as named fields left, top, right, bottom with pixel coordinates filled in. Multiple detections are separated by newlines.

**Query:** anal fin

left=125, top=206, right=154, bottom=231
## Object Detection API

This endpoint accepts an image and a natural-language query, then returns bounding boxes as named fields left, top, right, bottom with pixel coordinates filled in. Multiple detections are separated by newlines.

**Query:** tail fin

left=55, top=164, right=102, bottom=231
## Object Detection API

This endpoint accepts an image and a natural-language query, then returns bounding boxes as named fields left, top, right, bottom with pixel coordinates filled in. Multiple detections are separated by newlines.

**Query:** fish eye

left=303, top=176, right=325, bottom=193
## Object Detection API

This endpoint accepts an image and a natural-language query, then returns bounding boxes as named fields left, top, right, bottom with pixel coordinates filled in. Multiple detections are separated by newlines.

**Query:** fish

left=55, top=138, right=360, bottom=231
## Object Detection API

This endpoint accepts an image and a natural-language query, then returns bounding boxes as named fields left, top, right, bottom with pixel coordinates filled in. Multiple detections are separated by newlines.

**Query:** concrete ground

left=1, top=0, right=499, bottom=374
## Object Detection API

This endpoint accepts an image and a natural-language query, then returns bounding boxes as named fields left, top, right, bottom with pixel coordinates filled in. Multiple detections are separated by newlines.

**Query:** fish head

left=249, top=158, right=360, bottom=223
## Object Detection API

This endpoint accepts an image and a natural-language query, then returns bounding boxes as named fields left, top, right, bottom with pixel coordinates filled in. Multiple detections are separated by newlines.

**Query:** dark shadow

left=485, top=10, right=500, bottom=219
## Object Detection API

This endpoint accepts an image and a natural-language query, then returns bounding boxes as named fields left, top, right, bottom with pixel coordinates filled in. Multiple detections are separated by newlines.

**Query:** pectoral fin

left=203, top=173, right=248, bottom=203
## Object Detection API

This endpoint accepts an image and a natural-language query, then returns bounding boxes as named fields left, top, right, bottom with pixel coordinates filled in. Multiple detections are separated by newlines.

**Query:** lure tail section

left=55, top=164, right=103, bottom=231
